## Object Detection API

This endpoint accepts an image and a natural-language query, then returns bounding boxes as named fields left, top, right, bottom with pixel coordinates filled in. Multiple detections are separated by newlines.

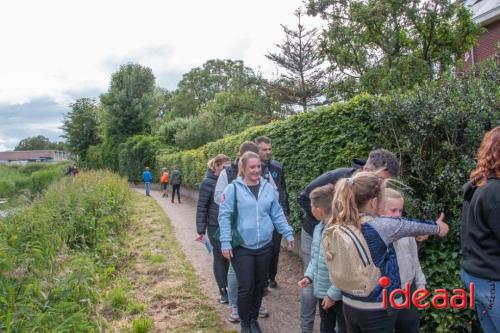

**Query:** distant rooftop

left=0, top=150, right=71, bottom=163
left=464, top=0, right=500, bottom=25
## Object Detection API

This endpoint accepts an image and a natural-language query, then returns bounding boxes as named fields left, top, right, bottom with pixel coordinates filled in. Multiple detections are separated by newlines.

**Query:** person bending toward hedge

left=379, top=188, right=426, bottom=333
left=323, top=172, right=449, bottom=333
left=297, top=149, right=400, bottom=333
left=196, top=154, right=231, bottom=304
left=219, top=151, right=294, bottom=333
left=461, top=126, right=500, bottom=333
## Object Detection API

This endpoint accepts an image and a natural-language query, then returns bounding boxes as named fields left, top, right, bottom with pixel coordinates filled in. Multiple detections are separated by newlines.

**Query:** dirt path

left=134, top=187, right=314, bottom=333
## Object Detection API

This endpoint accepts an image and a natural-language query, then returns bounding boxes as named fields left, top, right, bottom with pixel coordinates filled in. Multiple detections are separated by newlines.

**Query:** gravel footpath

left=134, top=187, right=317, bottom=333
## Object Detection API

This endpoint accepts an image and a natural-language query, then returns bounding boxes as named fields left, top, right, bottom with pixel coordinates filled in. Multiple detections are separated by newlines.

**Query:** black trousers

left=207, top=226, right=229, bottom=290
left=268, top=230, right=282, bottom=282
left=343, top=303, right=397, bottom=333
left=318, top=299, right=347, bottom=333
left=231, top=243, right=273, bottom=326
left=395, top=283, right=420, bottom=333
left=171, top=184, right=181, bottom=201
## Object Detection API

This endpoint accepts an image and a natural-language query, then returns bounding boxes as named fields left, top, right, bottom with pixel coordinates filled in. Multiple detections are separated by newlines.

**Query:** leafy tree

left=100, top=63, right=157, bottom=169
left=118, top=135, right=162, bottom=182
left=157, top=117, right=191, bottom=146
left=14, top=135, right=67, bottom=151
left=174, top=88, right=280, bottom=150
left=167, top=59, right=268, bottom=118
left=266, top=9, right=326, bottom=112
left=307, top=0, right=482, bottom=99
left=61, top=98, right=100, bottom=161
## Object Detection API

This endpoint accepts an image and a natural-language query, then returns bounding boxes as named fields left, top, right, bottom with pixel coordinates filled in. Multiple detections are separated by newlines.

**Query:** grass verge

left=100, top=192, right=228, bottom=333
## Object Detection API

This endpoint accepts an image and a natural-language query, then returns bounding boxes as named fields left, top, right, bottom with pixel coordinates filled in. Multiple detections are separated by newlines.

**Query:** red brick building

left=463, top=0, right=500, bottom=66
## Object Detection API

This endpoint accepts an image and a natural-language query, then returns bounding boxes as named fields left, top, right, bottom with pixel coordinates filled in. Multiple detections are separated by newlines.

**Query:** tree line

left=57, top=0, right=481, bottom=175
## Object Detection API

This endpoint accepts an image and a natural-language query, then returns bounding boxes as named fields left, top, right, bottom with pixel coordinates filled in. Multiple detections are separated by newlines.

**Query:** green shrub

left=118, top=135, right=164, bottom=182
left=0, top=170, right=130, bottom=332
left=0, top=162, right=70, bottom=198
left=157, top=61, right=499, bottom=332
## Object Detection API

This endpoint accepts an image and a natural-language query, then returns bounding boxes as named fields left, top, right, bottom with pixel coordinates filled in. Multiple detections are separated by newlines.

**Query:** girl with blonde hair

left=324, top=171, right=449, bottom=333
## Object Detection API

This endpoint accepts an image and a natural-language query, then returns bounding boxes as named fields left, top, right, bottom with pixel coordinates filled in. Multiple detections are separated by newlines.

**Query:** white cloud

left=0, top=0, right=323, bottom=149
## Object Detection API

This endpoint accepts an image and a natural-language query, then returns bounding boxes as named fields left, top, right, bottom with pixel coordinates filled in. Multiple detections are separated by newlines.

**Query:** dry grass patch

left=100, top=192, right=227, bottom=333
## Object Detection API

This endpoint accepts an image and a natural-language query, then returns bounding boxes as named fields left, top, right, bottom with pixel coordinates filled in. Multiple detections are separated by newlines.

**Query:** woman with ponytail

left=461, top=126, right=500, bottom=333
left=324, top=172, right=449, bottom=333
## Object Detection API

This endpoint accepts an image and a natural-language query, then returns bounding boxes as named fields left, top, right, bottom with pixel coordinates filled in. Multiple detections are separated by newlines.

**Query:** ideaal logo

left=379, top=276, right=475, bottom=309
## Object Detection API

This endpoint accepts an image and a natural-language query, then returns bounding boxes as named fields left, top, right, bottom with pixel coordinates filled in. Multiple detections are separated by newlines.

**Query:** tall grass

left=0, top=170, right=130, bottom=332
left=0, top=162, right=71, bottom=197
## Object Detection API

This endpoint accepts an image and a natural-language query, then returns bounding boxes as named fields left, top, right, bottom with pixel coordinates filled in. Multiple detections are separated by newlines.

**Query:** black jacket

left=262, top=159, right=290, bottom=216
left=297, top=159, right=365, bottom=236
left=461, top=176, right=500, bottom=280
left=196, top=169, right=221, bottom=234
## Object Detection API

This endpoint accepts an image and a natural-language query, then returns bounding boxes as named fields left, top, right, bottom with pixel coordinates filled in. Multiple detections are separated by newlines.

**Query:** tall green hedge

left=158, top=61, right=499, bottom=332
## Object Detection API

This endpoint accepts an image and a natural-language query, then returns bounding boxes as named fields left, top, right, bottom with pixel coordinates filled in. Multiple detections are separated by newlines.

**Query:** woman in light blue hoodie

left=219, top=151, right=294, bottom=333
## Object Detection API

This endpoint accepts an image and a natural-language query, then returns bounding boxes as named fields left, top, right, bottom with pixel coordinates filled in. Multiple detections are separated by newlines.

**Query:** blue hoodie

left=218, top=176, right=294, bottom=251
left=143, top=170, right=152, bottom=183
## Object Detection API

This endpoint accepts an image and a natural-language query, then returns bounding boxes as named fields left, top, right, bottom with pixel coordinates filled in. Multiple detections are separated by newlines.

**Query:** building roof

left=0, top=150, right=66, bottom=161
left=465, top=0, right=500, bottom=25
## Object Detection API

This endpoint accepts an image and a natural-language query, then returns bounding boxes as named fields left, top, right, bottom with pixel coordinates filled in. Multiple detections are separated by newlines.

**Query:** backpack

left=160, top=172, right=169, bottom=184
left=321, top=215, right=381, bottom=297
left=224, top=164, right=238, bottom=184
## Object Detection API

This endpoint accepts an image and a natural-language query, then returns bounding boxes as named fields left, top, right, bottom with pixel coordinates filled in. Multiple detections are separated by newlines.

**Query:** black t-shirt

left=248, top=183, right=260, bottom=200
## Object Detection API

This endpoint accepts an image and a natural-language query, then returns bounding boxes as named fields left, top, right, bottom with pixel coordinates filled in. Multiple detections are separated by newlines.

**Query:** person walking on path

left=219, top=151, right=295, bottom=333
left=256, top=136, right=289, bottom=288
left=296, top=149, right=400, bottom=333
left=196, top=154, right=231, bottom=304
left=214, top=141, right=273, bottom=322
left=461, top=126, right=500, bottom=333
left=160, top=167, right=170, bottom=198
left=170, top=165, right=182, bottom=203
left=143, top=166, right=153, bottom=196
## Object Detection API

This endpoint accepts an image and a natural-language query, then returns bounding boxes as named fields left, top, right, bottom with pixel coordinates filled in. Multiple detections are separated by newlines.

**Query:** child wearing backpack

left=379, top=188, right=425, bottom=333
left=160, top=168, right=170, bottom=198
left=322, top=171, right=449, bottom=333
left=298, top=184, right=346, bottom=333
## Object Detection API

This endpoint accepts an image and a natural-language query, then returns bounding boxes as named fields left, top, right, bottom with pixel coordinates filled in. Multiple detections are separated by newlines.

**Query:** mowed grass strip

left=101, top=192, right=228, bottom=333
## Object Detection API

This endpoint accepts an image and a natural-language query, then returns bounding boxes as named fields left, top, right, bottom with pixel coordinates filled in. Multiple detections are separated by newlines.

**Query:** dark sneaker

left=258, top=305, right=269, bottom=318
left=269, top=280, right=278, bottom=288
left=220, top=289, right=228, bottom=304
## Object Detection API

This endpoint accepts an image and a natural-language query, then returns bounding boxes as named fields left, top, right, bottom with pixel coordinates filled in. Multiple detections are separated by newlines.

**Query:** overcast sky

left=0, top=0, right=322, bottom=151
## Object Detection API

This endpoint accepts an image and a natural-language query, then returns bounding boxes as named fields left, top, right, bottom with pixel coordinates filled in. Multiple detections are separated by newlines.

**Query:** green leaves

left=158, top=61, right=498, bottom=332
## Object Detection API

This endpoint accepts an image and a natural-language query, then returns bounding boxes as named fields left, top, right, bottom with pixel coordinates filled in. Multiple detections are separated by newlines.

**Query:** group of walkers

left=195, top=126, right=499, bottom=333
left=142, top=165, right=183, bottom=203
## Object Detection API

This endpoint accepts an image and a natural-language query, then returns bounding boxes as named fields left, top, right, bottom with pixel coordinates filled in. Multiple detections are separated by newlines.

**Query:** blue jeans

left=228, top=263, right=238, bottom=311
left=461, top=268, right=500, bottom=333
left=145, top=182, right=151, bottom=196
left=301, top=228, right=316, bottom=333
